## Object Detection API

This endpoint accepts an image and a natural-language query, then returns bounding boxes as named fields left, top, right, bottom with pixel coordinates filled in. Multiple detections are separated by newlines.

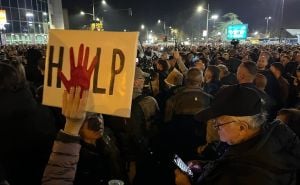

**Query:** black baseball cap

left=195, top=85, right=262, bottom=122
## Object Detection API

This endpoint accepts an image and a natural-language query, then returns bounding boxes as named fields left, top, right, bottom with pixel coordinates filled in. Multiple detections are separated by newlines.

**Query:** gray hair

left=248, top=113, right=267, bottom=129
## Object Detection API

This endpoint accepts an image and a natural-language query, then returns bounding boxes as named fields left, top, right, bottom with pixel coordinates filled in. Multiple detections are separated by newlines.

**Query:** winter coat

left=42, top=131, right=81, bottom=185
left=197, top=121, right=300, bottom=185
left=74, top=130, right=124, bottom=185
left=164, top=87, right=213, bottom=123
left=0, top=87, right=56, bottom=185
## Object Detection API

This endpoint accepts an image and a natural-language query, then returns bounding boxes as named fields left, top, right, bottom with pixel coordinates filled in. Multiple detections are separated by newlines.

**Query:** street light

left=26, top=12, right=34, bottom=17
left=211, top=15, right=219, bottom=20
left=197, top=6, right=204, bottom=13
left=211, top=14, right=218, bottom=28
left=279, top=0, right=285, bottom=42
left=80, top=3, right=95, bottom=20
left=157, top=19, right=166, bottom=35
left=196, top=4, right=210, bottom=43
left=265, top=16, right=272, bottom=36
left=81, top=0, right=108, bottom=21
left=140, top=24, right=149, bottom=43
left=80, top=11, right=94, bottom=17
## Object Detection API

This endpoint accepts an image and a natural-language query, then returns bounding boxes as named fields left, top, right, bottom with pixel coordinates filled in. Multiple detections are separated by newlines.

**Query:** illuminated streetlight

left=141, top=24, right=145, bottom=30
left=42, top=12, right=47, bottom=16
left=197, top=6, right=203, bottom=12
left=211, top=14, right=219, bottom=20
left=196, top=4, right=210, bottom=43
left=124, top=29, right=127, bottom=32
left=265, top=16, right=272, bottom=35
left=80, top=11, right=85, bottom=15
left=211, top=14, right=219, bottom=28
left=254, top=31, right=259, bottom=35
left=26, top=12, right=34, bottom=17
left=102, top=0, right=107, bottom=5
left=158, top=19, right=161, bottom=24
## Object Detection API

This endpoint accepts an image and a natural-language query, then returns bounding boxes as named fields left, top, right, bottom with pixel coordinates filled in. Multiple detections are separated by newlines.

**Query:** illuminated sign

left=0, top=10, right=7, bottom=25
left=227, top=24, right=248, bottom=40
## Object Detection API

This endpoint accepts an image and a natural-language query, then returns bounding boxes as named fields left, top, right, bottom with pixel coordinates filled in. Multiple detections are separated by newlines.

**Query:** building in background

left=63, top=9, right=69, bottom=30
left=48, top=0, right=64, bottom=29
left=0, top=0, right=63, bottom=45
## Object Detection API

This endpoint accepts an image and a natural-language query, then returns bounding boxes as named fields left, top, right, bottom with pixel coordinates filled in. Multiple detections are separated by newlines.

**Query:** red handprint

left=59, top=44, right=98, bottom=94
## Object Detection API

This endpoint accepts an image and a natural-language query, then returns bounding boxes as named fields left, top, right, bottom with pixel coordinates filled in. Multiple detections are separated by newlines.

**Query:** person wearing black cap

left=175, top=85, right=300, bottom=185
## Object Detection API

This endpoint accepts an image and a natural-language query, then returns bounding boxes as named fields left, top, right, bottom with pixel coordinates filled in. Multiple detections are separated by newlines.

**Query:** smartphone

left=173, top=154, right=193, bottom=177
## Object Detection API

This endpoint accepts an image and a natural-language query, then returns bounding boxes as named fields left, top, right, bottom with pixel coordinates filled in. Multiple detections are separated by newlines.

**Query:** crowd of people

left=0, top=43, right=300, bottom=185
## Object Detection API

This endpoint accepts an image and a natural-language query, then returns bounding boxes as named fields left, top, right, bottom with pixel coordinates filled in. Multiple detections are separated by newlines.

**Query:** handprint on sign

left=59, top=44, right=98, bottom=94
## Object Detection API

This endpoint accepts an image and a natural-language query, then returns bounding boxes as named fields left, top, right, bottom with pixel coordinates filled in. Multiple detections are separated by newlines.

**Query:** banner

left=43, top=30, right=139, bottom=117
left=227, top=24, right=248, bottom=40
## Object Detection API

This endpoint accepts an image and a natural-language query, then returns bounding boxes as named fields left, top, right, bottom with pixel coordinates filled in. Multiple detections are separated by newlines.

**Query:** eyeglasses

left=213, top=120, right=237, bottom=130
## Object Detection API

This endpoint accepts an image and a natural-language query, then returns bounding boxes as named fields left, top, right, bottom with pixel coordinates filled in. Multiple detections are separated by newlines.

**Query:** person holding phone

left=175, top=85, right=300, bottom=185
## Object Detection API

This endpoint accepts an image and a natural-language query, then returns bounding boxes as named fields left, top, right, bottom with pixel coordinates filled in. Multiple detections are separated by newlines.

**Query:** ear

left=239, top=122, right=249, bottom=131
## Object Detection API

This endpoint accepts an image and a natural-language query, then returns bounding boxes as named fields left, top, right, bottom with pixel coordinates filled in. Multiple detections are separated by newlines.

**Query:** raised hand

left=173, top=51, right=181, bottom=60
left=59, top=44, right=98, bottom=93
left=62, top=86, right=89, bottom=136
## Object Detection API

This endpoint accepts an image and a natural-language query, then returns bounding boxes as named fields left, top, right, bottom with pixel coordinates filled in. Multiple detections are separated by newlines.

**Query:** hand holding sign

left=44, top=30, right=138, bottom=117
left=59, top=44, right=98, bottom=93
left=62, top=86, right=89, bottom=136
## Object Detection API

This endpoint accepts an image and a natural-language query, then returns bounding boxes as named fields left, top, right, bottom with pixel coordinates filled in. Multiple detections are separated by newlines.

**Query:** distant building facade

left=0, top=0, right=64, bottom=45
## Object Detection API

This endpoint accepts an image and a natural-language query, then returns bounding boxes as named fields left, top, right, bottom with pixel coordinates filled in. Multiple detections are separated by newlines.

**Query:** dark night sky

left=62, top=0, right=300, bottom=35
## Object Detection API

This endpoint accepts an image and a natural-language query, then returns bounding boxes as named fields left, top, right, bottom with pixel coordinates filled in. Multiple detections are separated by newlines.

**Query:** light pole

left=265, top=16, right=271, bottom=36
left=157, top=19, right=166, bottom=33
left=197, top=3, right=210, bottom=43
left=81, top=0, right=107, bottom=21
left=211, top=14, right=219, bottom=28
left=92, top=0, right=95, bottom=20
left=141, top=24, right=148, bottom=43
left=279, top=0, right=285, bottom=43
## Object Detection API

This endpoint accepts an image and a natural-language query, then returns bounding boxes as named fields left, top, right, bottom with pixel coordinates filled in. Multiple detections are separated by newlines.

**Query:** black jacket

left=0, top=87, right=56, bottom=185
left=74, top=130, right=124, bottom=185
left=197, top=121, right=300, bottom=185
left=220, top=73, right=238, bottom=86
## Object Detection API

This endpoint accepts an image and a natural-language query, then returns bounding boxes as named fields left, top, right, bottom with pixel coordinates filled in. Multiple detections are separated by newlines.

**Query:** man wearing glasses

left=175, top=85, right=300, bottom=185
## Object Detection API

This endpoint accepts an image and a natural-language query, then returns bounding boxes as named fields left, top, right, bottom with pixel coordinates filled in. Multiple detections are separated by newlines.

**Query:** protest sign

left=43, top=30, right=139, bottom=117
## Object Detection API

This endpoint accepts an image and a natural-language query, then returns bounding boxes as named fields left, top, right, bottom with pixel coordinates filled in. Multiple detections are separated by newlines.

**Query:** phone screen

left=173, top=154, right=193, bottom=177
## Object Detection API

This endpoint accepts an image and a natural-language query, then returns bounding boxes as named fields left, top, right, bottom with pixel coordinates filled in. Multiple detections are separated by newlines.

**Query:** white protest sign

left=43, top=30, right=139, bottom=118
